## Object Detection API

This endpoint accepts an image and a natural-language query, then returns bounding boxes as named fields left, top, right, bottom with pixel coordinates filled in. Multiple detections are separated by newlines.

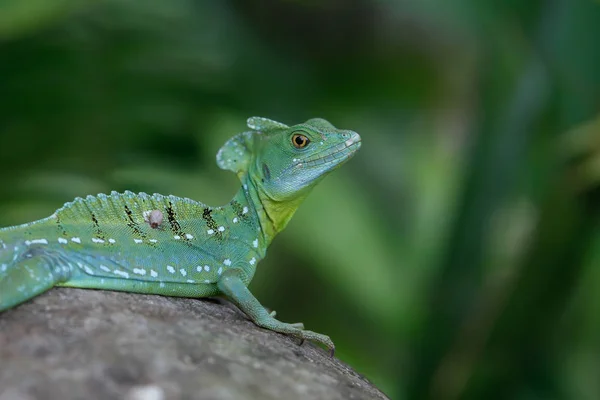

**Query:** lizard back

left=0, top=191, right=261, bottom=288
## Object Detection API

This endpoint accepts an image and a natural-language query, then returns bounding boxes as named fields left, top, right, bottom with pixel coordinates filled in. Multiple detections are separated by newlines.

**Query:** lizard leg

left=0, top=246, right=71, bottom=311
left=217, top=270, right=334, bottom=356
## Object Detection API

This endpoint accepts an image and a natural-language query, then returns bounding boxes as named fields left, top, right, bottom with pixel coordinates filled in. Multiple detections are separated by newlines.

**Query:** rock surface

left=0, top=288, right=388, bottom=400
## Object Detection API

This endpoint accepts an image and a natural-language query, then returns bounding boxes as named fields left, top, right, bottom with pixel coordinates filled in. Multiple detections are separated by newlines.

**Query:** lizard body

left=0, top=117, right=361, bottom=354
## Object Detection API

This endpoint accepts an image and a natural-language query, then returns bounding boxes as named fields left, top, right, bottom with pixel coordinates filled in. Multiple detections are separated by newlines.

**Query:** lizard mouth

left=295, top=132, right=361, bottom=169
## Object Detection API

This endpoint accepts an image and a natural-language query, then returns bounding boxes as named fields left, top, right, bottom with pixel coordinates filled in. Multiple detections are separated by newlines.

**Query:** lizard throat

left=243, top=176, right=306, bottom=243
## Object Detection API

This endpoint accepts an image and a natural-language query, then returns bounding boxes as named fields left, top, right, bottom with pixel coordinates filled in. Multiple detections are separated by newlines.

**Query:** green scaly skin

left=0, top=117, right=361, bottom=355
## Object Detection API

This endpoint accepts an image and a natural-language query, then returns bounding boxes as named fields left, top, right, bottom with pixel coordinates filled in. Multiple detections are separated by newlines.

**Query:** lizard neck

left=236, top=175, right=309, bottom=247
left=226, top=179, right=272, bottom=254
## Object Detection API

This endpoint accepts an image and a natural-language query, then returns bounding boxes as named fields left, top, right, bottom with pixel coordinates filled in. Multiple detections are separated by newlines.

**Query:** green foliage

left=1, top=1, right=599, bottom=398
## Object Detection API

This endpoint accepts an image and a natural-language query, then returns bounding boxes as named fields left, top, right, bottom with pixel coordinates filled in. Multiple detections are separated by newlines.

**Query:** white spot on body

left=253, top=239, right=259, bottom=248
left=108, top=238, right=116, bottom=244
left=92, top=238, right=105, bottom=244
left=167, top=265, right=175, bottom=274
left=207, top=229, right=214, bottom=235
left=223, top=259, right=232, bottom=266
left=72, top=237, right=81, bottom=243
left=218, top=226, right=225, bottom=232
left=249, top=257, right=256, bottom=266
left=134, top=239, right=143, bottom=244
left=174, top=235, right=181, bottom=240
left=185, top=234, right=194, bottom=240
left=1, top=264, right=7, bottom=272
left=27, top=239, right=48, bottom=245
left=149, top=239, right=158, bottom=243
left=204, top=279, right=211, bottom=284
left=159, top=282, right=165, bottom=288
left=180, top=268, right=187, bottom=276
left=84, top=266, right=95, bottom=275
left=242, top=206, right=248, bottom=214
left=217, top=267, right=223, bottom=275
left=114, top=269, right=130, bottom=279
left=186, top=279, right=195, bottom=283
left=58, top=238, right=68, bottom=244
left=233, top=217, right=238, bottom=223
left=133, top=268, right=147, bottom=276
left=100, top=265, right=111, bottom=272
left=150, top=269, right=158, bottom=278
left=203, top=265, right=210, bottom=272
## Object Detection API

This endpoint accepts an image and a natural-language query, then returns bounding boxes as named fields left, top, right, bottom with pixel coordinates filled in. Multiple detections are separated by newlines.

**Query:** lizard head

left=217, top=116, right=361, bottom=201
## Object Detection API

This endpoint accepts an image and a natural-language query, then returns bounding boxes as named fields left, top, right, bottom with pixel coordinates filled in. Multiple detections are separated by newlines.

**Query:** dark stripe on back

left=202, top=208, right=222, bottom=239
left=124, top=204, right=146, bottom=238
left=165, top=201, right=186, bottom=238
left=231, top=200, right=245, bottom=219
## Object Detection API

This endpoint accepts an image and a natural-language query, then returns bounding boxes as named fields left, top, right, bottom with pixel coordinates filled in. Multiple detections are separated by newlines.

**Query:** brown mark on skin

left=145, top=210, right=164, bottom=229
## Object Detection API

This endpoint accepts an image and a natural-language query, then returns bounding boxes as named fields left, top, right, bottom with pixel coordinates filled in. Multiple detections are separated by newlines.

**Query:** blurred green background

left=1, top=1, right=599, bottom=398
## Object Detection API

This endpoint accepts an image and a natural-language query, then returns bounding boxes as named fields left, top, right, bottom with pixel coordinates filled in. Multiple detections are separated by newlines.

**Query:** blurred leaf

left=0, top=0, right=85, bottom=39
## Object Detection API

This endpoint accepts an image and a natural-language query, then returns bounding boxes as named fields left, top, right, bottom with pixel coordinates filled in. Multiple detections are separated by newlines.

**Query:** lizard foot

left=256, top=316, right=335, bottom=356
left=294, top=328, right=335, bottom=357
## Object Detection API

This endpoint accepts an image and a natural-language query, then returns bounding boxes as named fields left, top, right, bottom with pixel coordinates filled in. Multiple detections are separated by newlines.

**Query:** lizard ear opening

left=216, top=131, right=254, bottom=177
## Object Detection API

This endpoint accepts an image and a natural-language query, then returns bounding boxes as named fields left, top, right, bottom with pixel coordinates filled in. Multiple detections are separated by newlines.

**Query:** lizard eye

left=292, top=133, right=310, bottom=149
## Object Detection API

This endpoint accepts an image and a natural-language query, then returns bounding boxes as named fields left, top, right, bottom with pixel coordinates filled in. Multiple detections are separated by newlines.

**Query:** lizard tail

left=0, top=240, right=71, bottom=312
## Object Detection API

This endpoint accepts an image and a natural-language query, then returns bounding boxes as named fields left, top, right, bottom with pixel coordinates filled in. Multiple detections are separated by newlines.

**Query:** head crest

left=247, top=117, right=288, bottom=132
left=217, top=117, right=289, bottom=176
left=216, top=131, right=254, bottom=176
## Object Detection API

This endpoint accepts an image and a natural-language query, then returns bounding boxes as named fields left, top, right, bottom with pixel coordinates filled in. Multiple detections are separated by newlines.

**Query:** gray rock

left=0, top=289, right=388, bottom=400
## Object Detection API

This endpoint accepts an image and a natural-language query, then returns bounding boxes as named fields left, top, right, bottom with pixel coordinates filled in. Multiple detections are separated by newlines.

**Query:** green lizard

left=0, top=117, right=361, bottom=355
